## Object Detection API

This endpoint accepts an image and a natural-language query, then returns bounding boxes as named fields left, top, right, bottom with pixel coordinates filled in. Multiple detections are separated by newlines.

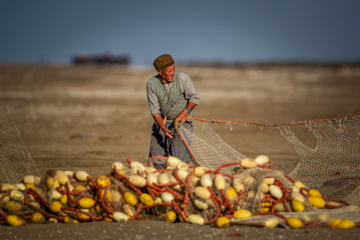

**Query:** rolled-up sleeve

left=146, top=80, right=161, bottom=116
left=180, top=72, right=200, bottom=105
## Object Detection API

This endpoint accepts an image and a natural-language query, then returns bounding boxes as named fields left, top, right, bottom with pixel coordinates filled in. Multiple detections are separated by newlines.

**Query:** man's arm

left=147, top=80, right=174, bottom=138
left=146, top=80, right=161, bottom=117
left=180, top=72, right=200, bottom=105
left=177, top=72, right=200, bottom=124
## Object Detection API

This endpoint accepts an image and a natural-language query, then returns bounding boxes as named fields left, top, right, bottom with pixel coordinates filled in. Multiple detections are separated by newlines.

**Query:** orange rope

left=174, top=118, right=201, bottom=166
left=187, top=111, right=360, bottom=127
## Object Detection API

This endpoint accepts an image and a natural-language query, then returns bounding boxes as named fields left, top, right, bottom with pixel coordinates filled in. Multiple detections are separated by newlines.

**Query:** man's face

left=158, top=64, right=175, bottom=83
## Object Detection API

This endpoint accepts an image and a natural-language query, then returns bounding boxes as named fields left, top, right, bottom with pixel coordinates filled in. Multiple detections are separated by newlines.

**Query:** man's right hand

left=154, top=114, right=174, bottom=138
left=161, top=126, right=174, bottom=139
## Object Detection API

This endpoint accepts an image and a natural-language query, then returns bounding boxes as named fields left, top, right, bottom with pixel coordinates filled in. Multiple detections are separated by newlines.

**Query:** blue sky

left=1, top=0, right=360, bottom=65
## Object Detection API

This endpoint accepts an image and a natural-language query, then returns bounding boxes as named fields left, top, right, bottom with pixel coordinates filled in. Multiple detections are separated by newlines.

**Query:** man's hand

left=161, top=126, right=174, bottom=139
left=177, top=109, right=188, bottom=124
left=178, top=103, right=197, bottom=124
left=153, top=114, right=174, bottom=138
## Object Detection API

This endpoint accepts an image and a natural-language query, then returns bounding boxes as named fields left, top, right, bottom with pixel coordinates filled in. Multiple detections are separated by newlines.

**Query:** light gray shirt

left=146, top=72, right=200, bottom=117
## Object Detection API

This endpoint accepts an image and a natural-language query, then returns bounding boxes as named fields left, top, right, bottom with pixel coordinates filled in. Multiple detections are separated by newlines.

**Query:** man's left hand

left=177, top=109, right=188, bottom=124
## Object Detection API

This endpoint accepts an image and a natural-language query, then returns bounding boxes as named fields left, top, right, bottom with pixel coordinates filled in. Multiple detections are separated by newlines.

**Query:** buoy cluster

left=0, top=155, right=359, bottom=229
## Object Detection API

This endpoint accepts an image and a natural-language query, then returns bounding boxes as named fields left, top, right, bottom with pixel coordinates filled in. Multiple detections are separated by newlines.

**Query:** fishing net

left=174, top=119, right=247, bottom=169
left=0, top=96, right=40, bottom=183
left=1, top=93, right=360, bottom=229
left=175, top=113, right=360, bottom=206
left=280, top=114, right=360, bottom=206
left=1, top=157, right=360, bottom=228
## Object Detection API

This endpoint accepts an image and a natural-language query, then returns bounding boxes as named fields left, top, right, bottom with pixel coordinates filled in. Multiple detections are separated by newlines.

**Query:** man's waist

left=162, top=116, right=193, bottom=124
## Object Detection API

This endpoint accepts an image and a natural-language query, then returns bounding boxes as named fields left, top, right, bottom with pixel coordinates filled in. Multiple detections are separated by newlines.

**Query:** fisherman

left=146, top=54, right=200, bottom=168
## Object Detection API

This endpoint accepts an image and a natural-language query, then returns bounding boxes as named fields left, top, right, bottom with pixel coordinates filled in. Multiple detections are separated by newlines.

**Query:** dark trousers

left=149, top=120, right=193, bottom=168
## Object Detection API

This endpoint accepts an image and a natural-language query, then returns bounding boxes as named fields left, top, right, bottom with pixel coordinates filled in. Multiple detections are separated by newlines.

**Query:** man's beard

left=164, top=78, right=173, bottom=83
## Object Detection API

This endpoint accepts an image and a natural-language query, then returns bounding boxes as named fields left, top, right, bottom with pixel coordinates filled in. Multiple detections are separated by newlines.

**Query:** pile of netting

left=1, top=156, right=360, bottom=229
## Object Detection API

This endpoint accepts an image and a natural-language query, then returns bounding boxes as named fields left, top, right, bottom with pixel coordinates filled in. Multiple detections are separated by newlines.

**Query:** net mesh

left=0, top=96, right=40, bottom=183
left=175, top=119, right=247, bottom=169
left=175, top=113, right=360, bottom=206
left=280, top=114, right=360, bottom=206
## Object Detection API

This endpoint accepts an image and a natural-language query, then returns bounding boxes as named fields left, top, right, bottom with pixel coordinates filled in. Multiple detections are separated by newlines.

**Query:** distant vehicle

left=72, top=52, right=130, bottom=65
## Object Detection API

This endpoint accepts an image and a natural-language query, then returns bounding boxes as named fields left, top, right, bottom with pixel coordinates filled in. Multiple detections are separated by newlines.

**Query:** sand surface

left=0, top=64, right=359, bottom=239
